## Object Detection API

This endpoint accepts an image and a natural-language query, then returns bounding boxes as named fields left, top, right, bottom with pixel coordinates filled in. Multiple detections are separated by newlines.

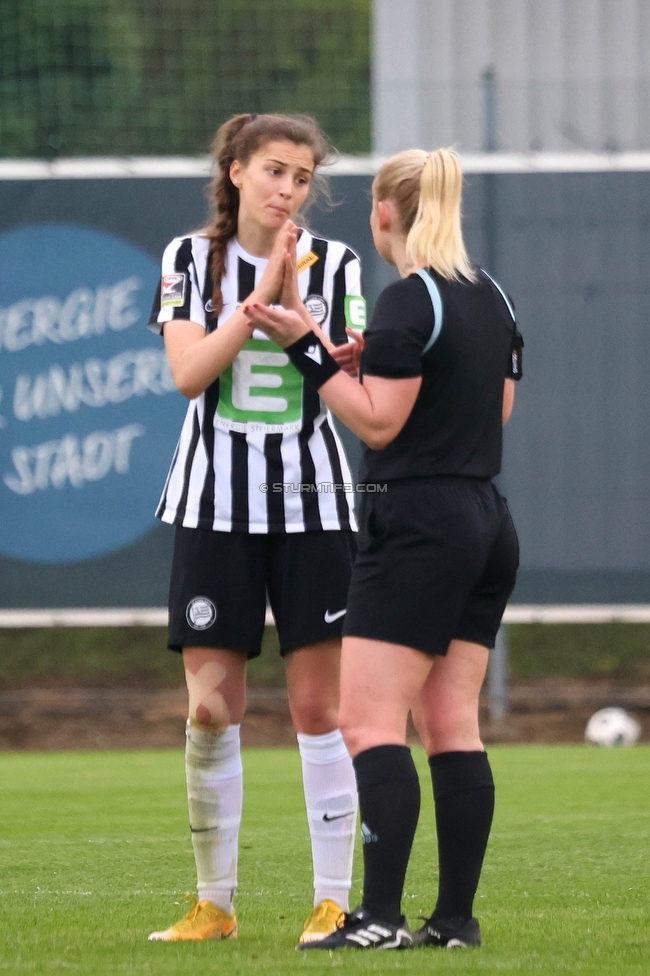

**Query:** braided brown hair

left=204, top=113, right=330, bottom=316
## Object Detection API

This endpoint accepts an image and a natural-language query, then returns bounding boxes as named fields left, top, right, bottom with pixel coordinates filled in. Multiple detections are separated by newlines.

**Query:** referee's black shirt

left=359, top=268, right=521, bottom=483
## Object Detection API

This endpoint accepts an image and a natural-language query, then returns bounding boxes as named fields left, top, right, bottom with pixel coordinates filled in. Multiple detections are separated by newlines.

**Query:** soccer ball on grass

left=585, top=707, right=640, bottom=747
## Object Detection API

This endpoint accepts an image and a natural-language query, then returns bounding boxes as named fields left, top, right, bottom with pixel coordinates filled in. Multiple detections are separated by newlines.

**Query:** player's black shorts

left=168, top=527, right=356, bottom=657
left=344, top=476, right=518, bottom=656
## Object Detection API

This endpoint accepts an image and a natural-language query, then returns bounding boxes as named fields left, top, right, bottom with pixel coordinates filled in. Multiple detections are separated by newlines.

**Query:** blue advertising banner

left=0, top=175, right=208, bottom=606
left=0, top=224, right=183, bottom=564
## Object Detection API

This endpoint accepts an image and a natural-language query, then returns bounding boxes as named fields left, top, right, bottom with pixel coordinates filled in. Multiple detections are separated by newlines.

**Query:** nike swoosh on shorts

left=324, top=609, right=347, bottom=624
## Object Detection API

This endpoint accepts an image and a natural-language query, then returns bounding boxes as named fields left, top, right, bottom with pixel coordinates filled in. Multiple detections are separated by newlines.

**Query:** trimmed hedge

left=0, top=623, right=649, bottom=689
left=0, top=0, right=370, bottom=157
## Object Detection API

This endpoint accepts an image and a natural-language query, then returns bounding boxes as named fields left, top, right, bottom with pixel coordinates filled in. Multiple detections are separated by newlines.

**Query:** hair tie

left=423, top=153, right=430, bottom=166
left=249, top=113, right=258, bottom=123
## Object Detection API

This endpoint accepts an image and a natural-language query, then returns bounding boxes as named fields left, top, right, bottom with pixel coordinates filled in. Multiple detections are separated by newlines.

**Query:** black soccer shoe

left=298, top=906, right=412, bottom=950
left=412, top=915, right=481, bottom=948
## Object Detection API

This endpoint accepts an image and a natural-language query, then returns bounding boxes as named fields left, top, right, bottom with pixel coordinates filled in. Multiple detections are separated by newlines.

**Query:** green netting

left=0, top=0, right=370, bottom=158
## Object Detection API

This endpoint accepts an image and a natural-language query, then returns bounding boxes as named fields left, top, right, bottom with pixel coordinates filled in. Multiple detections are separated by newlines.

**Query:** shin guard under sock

left=298, top=730, right=357, bottom=911
left=185, top=721, right=243, bottom=913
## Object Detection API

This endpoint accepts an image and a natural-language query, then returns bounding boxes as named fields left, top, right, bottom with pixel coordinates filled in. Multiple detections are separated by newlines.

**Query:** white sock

left=185, top=721, right=243, bottom=914
left=297, top=729, right=357, bottom=911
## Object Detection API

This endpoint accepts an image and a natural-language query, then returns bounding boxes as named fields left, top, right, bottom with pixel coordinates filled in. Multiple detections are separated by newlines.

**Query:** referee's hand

left=331, top=329, right=363, bottom=378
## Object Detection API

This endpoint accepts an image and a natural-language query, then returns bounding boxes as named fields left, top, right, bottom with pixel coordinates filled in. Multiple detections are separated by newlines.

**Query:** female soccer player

left=244, top=147, right=523, bottom=950
left=147, top=113, right=364, bottom=945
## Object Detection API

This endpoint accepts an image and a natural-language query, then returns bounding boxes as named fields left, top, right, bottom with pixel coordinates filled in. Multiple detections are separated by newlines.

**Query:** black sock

left=429, top=750, right=495, bottom=920
left=353, top=745, right=421, bottom=926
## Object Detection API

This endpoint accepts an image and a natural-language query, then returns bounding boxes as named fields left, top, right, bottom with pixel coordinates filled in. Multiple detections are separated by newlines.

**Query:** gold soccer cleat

left=298, top=899, right=346, bottom=945
left=148, top=895, right=238, bottom=942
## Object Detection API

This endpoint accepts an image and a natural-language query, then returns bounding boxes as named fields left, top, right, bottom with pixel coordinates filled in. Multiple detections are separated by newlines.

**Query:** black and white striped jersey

left=148, top=231, right=364, bottom=534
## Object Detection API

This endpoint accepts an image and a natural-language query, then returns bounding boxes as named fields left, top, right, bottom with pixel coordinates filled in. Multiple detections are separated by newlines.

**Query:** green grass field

left=1, top=746, right=648, bottom=975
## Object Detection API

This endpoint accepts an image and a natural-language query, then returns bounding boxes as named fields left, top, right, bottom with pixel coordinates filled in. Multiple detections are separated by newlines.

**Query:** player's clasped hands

left=245, top=219, right=312, bottom=344
left=245, top=220, right=364, bottom=376
left=253, top=219, right=299, bottom=308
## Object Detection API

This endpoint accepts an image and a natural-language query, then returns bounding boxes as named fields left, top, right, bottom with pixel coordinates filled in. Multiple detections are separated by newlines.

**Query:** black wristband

left=285, top=332, right=341, bottom=390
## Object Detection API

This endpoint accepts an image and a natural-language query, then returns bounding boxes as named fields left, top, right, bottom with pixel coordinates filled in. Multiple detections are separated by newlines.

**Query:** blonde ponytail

left=373, top=147, right=475, bottom=282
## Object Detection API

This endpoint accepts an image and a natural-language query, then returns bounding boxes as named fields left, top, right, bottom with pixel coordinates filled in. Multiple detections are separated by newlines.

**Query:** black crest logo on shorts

left=186, top=596, right=217, bottom=630
left=305, top=294, right=329, bottom=325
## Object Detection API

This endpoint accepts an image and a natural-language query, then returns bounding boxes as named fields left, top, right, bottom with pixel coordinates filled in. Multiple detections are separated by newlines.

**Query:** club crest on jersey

left=305, top=294, right=328, bottom=325
left=161, top=273, right=186, bottom=308
left=186, top=596, right=217, bottom=630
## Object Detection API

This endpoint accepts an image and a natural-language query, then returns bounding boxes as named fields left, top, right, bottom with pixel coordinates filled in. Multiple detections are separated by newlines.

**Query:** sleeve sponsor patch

left=344, top=295, right=367, bottom=330
left=161, top=273, right=187, bottom=308
left=296, top=250, right=319, bottom=274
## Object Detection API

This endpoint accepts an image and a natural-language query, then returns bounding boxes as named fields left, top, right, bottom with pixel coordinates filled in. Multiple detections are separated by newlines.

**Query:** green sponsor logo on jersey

left=216, top=336, right=304, bottom=433
left=344, top=295, right=367, bottom=330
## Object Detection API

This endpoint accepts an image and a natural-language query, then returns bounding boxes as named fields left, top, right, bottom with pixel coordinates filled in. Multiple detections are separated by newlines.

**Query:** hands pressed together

left=245, top=220, right=364, bottom=377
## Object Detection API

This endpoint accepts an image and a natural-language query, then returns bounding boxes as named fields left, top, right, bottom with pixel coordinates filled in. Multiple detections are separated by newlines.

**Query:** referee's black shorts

left=343, top=476, right=519, bottom=656
left=168, top=527, right=356, bottom=657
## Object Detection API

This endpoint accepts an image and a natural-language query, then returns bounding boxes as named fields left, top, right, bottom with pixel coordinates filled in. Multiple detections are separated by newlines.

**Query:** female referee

left=147, top=113, right=365, bottom=945
left=244, top=147, right=523, bottom=950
